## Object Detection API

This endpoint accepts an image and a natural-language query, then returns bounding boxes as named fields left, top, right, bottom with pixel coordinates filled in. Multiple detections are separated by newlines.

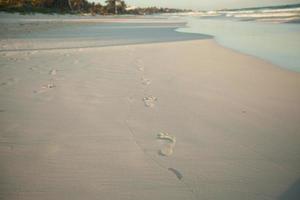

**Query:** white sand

left=1, top=19, right=300, bottom=199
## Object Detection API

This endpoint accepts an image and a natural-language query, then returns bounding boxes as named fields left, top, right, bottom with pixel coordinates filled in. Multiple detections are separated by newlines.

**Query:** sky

left=93, top=0, right=300, bottom=10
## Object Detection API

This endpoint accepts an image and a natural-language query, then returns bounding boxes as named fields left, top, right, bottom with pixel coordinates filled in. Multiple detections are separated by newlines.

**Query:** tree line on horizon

left=0, top=0, right=191, bottom=15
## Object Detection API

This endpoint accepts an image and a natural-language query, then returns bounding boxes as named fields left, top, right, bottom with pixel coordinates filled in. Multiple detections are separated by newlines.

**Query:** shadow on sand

left=279, top=179, right=300, bottom=200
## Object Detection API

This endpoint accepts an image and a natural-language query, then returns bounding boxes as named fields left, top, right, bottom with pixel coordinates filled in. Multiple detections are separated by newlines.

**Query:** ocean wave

left=167, top=11, right=221, bottom=17
left=220, top=7, right=300, bottom=15
left=169, top=5, right=300, bottom=23
left=255, top=16, right=300, bottom=23
left=232, top=12, right=300, bottom=18
left=211, top=6, right=300, bottom=23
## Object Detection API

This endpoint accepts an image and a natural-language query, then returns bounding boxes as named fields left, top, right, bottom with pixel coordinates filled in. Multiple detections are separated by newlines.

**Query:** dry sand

left=1, top=21, right=300, bottom=199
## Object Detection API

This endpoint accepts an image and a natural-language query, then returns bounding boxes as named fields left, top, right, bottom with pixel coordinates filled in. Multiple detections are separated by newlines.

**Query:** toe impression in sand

left=143, top=96, right=157, bottom=107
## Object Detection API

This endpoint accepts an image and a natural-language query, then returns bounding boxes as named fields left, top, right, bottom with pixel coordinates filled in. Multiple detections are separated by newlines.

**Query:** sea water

left=177, top=16, right=300, bottom=72
left=0, top=13, right=210, bottom=50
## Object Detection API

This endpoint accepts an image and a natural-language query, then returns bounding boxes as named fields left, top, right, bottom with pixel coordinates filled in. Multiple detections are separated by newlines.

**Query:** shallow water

left=0, top=16, right=211, bottom=51
left=177, top=17, right=300, bottom=72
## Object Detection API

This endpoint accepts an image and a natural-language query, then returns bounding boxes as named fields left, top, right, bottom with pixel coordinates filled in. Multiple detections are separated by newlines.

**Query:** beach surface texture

left=0, top=13, right=300, bottom=200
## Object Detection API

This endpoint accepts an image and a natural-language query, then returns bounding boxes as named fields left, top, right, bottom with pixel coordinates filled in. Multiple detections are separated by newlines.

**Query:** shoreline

left=176, top=17, right=300, bottom=72
left=204, top=38, right=300, bottom=74
left=1, top=12, right=298, bottom=74
left=1, top=35, right=298, bottom=75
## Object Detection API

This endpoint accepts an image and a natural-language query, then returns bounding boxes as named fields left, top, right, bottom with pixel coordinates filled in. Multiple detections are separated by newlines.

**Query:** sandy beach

left=1, top=14, right=300, bottom=200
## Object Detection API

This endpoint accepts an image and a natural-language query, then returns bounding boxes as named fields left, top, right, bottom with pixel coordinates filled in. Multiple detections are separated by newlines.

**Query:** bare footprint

left=141, top=77, right=151, bottom=85
left=143, top=96, right=157, bottom=107
left=0, top=82, right=7, bottom=87
left=138, top=65, right=144, bottom=72
left=157, top=132, right=176, bottom=156
left=34, top=82, right=56, bottom=94
left=43, top=82, right=56, bottom=89
left=168, top=168, right=183, bottom=180
left=9, top=57, right=18, bottom=62
left=127, top=96, right=135, bottom=103
left=30, top=50, right=38, bottom=55
left=0, top=77, right=19, bottom=87
left=49, top=69, right=57, bottom=75
left=29, top=67, right=38, bottom=71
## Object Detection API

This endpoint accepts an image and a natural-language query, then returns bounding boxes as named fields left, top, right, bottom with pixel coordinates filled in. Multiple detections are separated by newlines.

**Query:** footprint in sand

left=34, top=82, right=56, bottom=94
left=141, top=77, right=151, bottom=86
left=29, top=66, right=47, bottom=74
left=1, top=44, right=7, bottom=49
left=29, top=67, right=37, bottom=71
left=22, top=52, right=33, bottom=60
left=138, top=65, right=144, bottom=72
left=136, top=59, right=144, bottom=71
left=9, top=57, right=18, bottom=62
left=168, top=168, right=183, bottom=180
left=30, top=50, right=38, bottom=55
left=0, top=77, right=19, bottom=87
left=125, top=46, right=135, bottom=56
left=127, top=96, right=135, bottom=104
left=42, top=82, right=56, bottom=89
left=60, top=52, right=70, bottom=57
left=49, top=69, right=57, bottom=76
left=157, top=132, right=176, bottom=156
left=2, top=52, right=18, bottom=60
left=143, top=96, right=157, bottom=107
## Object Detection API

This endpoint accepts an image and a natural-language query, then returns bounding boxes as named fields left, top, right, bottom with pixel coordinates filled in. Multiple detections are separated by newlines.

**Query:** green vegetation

left=126, top=7, right=192, bottom=15
left=0, top=0, right=191, bottom=15
left=0, top=0, right=114, bottom=14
